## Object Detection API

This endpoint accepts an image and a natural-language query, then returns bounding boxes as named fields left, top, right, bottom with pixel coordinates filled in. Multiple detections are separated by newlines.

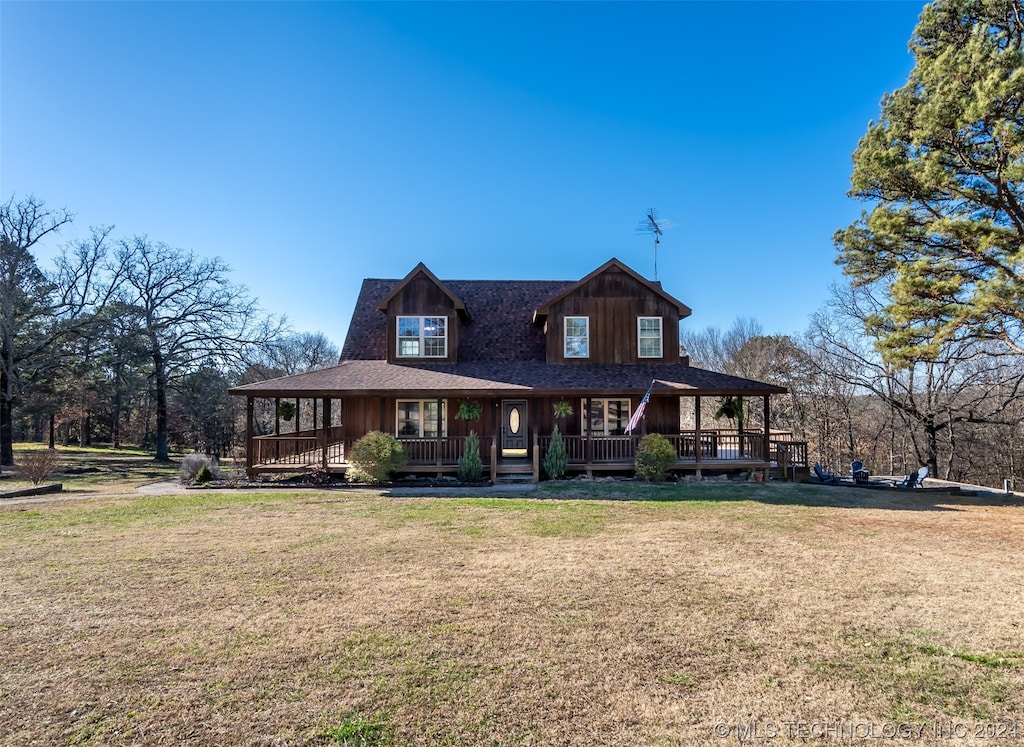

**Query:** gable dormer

left=533, top=258, right=692, bottom=364
left=378, top=263, right=468, bottom=364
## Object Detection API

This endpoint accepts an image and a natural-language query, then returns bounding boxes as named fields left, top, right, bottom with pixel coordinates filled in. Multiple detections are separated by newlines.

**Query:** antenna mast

left=635, top=208, right=676, bottom=280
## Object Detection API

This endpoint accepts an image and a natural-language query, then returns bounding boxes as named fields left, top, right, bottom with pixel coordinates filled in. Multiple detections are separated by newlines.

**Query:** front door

left=501, top=400, right=528, bottom=457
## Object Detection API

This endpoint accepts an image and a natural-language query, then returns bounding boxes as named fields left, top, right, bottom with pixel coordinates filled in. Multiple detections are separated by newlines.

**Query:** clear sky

left=1, top=0, right=924, bottom=349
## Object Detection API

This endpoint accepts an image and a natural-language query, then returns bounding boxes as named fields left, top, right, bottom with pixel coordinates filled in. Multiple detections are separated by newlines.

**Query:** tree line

left=683, top=0, right=1024, bottom=490
left=0, top=195, right=338, bottom=472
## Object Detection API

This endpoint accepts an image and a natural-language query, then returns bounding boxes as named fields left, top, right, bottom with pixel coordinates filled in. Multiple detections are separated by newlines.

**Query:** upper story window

left=564, top=316, right=590, bottom=358
left=398, top=316, right=447, bottom=358
left=638, top=316, right=663, bottom=358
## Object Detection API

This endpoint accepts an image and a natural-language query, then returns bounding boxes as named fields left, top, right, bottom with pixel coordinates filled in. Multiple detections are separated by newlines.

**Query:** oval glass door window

left=509, top=407, right=521, bottom=434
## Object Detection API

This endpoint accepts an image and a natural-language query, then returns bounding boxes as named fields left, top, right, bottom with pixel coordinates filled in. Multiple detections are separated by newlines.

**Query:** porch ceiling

left=229, top=360, right=787, bottom=398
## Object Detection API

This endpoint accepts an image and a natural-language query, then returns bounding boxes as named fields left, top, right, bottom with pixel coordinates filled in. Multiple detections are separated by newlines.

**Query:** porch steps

left=495, top=473, right=536, bottom=485
left=494, top=459, right=536, bottom=485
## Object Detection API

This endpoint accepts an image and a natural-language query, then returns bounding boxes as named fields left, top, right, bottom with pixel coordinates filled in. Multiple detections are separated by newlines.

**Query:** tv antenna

left=635, top=208, right=676, bottom=280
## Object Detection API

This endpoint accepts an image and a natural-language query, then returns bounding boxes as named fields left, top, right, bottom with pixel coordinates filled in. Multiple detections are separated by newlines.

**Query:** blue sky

left=2, top=1, right=924, bottom=349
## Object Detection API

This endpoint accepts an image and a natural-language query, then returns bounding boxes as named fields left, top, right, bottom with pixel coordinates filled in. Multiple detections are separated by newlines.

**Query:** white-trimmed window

left=638, top=316, right=663, bottom=358
left=584, top=398, right=631, bottom=436
left=396, top=399, right=447, bottom=438
left=564, top=316, right=590, bottom=358
left=397, top=316, right=448, bottom=358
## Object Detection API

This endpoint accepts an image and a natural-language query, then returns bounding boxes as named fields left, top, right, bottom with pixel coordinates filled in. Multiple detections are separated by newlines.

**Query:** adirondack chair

left=813, top=462, right=840, bottom=485
left=851, top=460, right=870, bottom=484
left=893, top=466, right=928, bottom=489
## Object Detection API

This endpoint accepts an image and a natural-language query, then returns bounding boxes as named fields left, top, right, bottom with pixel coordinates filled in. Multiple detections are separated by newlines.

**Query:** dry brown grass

left=1, top=484, right=1023, bottom=746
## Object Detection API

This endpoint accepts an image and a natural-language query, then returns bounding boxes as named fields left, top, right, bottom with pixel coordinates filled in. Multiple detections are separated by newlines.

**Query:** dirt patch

left=1, top=486, right=1022, bottom=745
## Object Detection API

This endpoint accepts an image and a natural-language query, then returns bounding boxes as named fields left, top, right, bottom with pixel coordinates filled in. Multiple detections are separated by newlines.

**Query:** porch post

left=245, top=396, right=255, bottom=478
left=493, top=400, right=500, bottom=482
left=321, top=397, right=331, bottom=470
left=274, top=397, right=281, bottom=460
left=436, top=397, right=443, bottom=473
left=532, top=430, right=539, bottom=483
left=491, top=439, right=498, bottom=483
left=763, top=395, right=771, bottom=473
left=694, top=395, right=702, bottom=479
left=585, top=396, right=593, bottom=477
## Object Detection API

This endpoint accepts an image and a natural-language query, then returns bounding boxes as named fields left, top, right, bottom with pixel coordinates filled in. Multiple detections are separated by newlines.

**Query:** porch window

left=396, top=399, right=447, bottom=438
left=564, top=316, right=589, bottom=358
left=638, top=316, right=663, bottom=358
left=584, top=398, right=631, bottom=436
left=397, top=316, right=448, bottom=358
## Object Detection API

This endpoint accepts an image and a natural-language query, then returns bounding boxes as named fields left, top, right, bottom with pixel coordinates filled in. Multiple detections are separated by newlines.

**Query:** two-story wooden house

left=230, top=258, right=806, bottom=481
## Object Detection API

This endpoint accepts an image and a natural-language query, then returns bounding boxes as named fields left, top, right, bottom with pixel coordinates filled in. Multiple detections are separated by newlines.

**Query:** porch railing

left=396, top=436, right=494, bottom=465
left=251, top=429, right=806, bottom=471
left=253, top=426, right=345, bottom=466
left=535, top=429, right=807, bottom=467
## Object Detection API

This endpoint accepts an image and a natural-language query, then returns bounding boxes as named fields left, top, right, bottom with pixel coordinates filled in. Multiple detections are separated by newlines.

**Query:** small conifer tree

left=458, top=430, right=483, bottom=483
left=544, top=425, right=568, bottom=480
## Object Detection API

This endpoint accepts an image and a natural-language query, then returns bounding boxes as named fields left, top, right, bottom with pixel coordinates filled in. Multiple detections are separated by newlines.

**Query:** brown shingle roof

left=231, top=262, right=786, bottom=398
left=230, top=360, right=786, bottom=397
left=340, top=278, right=573, bottom=362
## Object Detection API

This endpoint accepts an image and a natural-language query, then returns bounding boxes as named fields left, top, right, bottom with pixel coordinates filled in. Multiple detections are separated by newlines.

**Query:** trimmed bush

left=347, top=431, right=408, bottom=484
left=634, top=433, right=676, bottom=482
left=543, top=425, right=568, bottom=479
left=458, top=430, right=483, bottom=483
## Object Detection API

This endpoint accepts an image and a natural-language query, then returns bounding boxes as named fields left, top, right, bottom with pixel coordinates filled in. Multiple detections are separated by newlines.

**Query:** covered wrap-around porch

left=232, top=361, right=806, bottom=482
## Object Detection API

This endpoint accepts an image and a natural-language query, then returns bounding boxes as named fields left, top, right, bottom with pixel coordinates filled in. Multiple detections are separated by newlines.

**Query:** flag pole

left=626, top=379, right=656, bottom=435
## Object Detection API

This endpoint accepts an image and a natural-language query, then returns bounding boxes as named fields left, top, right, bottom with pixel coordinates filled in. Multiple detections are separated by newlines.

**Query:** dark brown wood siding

left=341, top=395, right=388, bottom=438
left=383, top=274, right=460, bottom=363
left=545, top=267, right=680, bottom=364
left=644, top=396, right=680, bottom=434
left=339, top=393, right=682, bottom=441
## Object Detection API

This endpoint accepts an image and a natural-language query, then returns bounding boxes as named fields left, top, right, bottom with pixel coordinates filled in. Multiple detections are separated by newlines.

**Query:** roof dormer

left=378, top=263, right=468, bottom=364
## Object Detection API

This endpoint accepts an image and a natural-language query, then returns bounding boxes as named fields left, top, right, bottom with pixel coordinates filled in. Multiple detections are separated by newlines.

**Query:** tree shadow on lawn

left=538, top=479, right=1024, bottom=512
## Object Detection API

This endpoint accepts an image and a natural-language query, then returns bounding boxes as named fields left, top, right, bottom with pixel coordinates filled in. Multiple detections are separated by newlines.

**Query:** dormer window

left=564, top=316, right=589, bottom=358
left=398, top=316, right=448, bottom=358
left=638, top=317, right=663, bottom=358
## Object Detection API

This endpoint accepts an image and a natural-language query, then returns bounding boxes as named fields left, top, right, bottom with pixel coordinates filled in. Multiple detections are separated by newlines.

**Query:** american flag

left=625, top=380, right=655, bottom=434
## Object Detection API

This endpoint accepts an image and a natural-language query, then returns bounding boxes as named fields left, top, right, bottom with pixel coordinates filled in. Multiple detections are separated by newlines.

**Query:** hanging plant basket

left=553, top=400, right=574, bottom=420
left=455, top=400, right=482, bottom=421
left=277, top=401, right=296, bottom=421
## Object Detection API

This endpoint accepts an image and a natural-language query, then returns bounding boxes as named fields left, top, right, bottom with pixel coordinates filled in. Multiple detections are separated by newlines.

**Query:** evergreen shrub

left=635, top=433, right=676, bottom=482
left=347, top=431, right=408, bottom=484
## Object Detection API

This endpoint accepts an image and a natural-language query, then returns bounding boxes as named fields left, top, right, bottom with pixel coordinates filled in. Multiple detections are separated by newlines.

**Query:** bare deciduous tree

left=110, top=236, right=282, bottom=461
left=0, top=196, right=74, bottom=468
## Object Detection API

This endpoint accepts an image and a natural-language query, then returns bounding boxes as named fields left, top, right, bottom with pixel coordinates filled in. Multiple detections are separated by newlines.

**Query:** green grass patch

left=316, top=713, right=393, bottom=746
left=813, top=629, right=1019, bottom=722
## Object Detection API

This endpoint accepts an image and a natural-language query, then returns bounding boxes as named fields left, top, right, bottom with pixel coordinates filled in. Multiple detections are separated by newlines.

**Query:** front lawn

left=1, top=484, right=1021, bottom=745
